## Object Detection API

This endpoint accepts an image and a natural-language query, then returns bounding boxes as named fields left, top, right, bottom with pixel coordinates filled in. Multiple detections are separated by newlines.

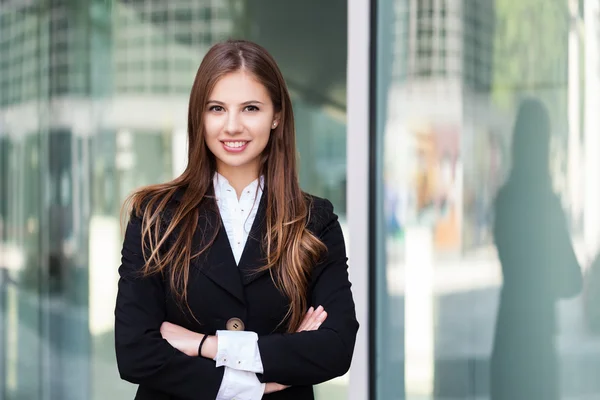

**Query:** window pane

left=0, top=1, right=347, bottom=399
left=375, top=0, right=600, bottom=399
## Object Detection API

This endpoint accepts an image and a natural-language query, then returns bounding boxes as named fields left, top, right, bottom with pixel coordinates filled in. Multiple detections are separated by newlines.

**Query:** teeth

left=223, top=141, right=247, bottom=148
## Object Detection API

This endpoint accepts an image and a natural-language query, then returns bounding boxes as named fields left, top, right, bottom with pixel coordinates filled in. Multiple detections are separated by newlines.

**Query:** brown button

left=226, top=317, right=245, bottom=331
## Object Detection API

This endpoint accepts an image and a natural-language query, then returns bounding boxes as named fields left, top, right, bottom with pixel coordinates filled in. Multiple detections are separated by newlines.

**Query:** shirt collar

left=213, top=172, right=265, bottom=198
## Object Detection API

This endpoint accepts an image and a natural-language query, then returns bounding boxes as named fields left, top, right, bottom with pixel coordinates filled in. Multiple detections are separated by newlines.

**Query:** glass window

left=0, top=1, right=348, bottom=399
left=375, top=0, right=600, bottom=399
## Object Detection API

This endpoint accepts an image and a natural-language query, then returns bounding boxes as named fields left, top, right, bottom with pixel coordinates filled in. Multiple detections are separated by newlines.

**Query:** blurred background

left=1, top=0, right=600, bottom=399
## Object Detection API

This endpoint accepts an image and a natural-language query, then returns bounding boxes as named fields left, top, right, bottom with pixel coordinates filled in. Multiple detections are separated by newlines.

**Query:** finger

left=305, top=306, right=314, bottom=319
left=297, top=307, right=314, bottom=332
left=297, top=313, right=309, bottom=332
left=314, top=311, right=328, bottom=329
left=307, top=320, right=319, bottom=331
left=307, top=306, right=324, bottom=325
left=297, top=319, right=310, bottom=332
left=298, top=306, right=326, bottom=332
left=311, top=305, right=324, bottom=320
left=300, top=310, right=320, bottom=331
left=307, top=310, right=327, bottom=331
left=318, top=310, right=328, bottom=323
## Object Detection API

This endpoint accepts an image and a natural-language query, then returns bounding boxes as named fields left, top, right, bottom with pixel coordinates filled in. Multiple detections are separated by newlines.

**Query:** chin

left=221, top=161, right=250, bottom=169
left=217, top=155, right=257, bottom=169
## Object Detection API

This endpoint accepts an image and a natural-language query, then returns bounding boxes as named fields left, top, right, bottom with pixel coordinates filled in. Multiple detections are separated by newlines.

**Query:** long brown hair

left=123, top=40, right=326, bottom=332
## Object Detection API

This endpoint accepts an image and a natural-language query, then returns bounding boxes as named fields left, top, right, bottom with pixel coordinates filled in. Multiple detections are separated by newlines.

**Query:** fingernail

left=317, top=305, right=324, bottom=312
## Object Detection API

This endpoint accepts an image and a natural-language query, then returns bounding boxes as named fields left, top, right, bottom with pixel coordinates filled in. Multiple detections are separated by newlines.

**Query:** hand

left=264, top=382, right=289, bottom=394
left=160, top=321, right=204, bottom=357
left=263, top=306, right=328, bottom=394
left=296, top=305, right=327, bottom=332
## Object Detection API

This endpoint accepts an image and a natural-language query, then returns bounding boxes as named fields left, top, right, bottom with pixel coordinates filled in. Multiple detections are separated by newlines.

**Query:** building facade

left=1, top=0, right=600, bottom=399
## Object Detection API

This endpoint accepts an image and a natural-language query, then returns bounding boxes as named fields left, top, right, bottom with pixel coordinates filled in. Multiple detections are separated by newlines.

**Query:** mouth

left=221, top=140, right=250, bottom=153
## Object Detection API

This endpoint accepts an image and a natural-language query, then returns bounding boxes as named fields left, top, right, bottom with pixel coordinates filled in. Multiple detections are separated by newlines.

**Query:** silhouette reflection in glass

left=491, top=98, right=582, bottom=400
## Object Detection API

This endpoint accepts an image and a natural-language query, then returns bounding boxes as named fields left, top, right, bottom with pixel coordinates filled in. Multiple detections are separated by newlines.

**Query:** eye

left=208, top=105, right=224, bottom=112
left=244, top=105, right=259, bottom=112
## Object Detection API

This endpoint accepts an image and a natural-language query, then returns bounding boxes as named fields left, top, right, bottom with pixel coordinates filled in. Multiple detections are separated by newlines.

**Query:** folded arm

left=115, top=213, right=226, bottom=399
left=165, top=304, right=328, bottom=395
left=256, top=199, right=359, bottom=386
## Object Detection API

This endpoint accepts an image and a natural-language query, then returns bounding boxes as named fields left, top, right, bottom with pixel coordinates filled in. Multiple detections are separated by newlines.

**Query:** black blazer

left=114, top=188, right=359, bottom=400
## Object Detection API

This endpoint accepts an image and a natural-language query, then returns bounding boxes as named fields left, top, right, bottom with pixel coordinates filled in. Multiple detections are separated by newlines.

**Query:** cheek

left=204, top=123, right=223, bottom=150
left=204, top=119, right=220, bottom=139
left=249, top=121, right=272, bottom=143
left=254, top=130, right=271, bottom=153
left=257, top=130, right=271, bottom=144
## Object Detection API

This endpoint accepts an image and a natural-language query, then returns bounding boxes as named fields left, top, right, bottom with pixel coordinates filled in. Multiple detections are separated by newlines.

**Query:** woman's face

left=204, top=69, right=280, bottom=177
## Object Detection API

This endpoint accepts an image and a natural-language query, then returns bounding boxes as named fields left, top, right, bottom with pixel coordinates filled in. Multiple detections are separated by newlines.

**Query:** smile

left=222, top=141, right=248, bottom=148
left=221, top=141, right=250, bottom=153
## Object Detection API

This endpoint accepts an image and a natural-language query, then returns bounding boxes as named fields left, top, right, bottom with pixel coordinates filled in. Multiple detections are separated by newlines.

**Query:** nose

left=224, top=111, right=243, bottom=135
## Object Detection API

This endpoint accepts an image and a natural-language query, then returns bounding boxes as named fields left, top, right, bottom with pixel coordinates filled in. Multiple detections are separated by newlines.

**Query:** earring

left=272, top=122, right=277, bottom=128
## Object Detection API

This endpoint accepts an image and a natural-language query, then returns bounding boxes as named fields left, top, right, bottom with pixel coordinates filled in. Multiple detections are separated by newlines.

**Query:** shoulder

left=305, top=193, right=334, bottom=213
left=129, top=186, right=187, bottom=223
left=304, top=193, right=338, bottom=236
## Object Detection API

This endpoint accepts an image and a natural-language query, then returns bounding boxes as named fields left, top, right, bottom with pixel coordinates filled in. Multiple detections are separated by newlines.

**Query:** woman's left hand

left=160, top=321, right=204, bottom=357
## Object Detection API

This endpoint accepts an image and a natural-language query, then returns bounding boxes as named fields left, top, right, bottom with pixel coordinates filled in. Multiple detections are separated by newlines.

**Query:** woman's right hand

left=264, top=306, right=328, bottom=395
left=264, top=382, right=289, bottom=394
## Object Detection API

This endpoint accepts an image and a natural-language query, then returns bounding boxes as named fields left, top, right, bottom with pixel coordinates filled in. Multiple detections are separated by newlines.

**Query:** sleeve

left=114, top=212, right=225, bottom=399
left=216, top=368, right=266, bottom=400
left=214, top=330, right=264, bottom=373
left=255, top=199, right=360, bottom=386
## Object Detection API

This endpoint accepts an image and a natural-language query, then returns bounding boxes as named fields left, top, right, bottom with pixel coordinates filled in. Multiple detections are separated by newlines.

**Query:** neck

left=216, top=163, right=260, bottom=198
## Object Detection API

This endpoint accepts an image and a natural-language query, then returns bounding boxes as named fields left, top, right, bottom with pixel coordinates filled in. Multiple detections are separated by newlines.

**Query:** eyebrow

left=206, top=100, right=265, bottom=106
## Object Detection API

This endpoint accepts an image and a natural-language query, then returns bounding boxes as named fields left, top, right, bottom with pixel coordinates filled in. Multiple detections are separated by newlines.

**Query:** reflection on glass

left=491, top=98, right=582, bottom=400
left=0, top=1, right=347, bottom=399
left=376, top=0, right=600, bottom=399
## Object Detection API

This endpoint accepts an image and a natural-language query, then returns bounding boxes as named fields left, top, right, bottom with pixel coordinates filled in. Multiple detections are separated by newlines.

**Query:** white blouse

left=212, top=173, right=266, bottom=400
left=213, top=173, right=264, bottom=264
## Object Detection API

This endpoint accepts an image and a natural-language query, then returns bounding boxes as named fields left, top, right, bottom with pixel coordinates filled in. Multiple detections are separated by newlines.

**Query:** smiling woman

left=203, top=70, right=279, bottom=175
left=114, top=39, right=359, bottom=400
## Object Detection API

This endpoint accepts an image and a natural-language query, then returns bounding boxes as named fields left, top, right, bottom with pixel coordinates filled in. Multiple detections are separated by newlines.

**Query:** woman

left=114, top=39, right=359, bottom=400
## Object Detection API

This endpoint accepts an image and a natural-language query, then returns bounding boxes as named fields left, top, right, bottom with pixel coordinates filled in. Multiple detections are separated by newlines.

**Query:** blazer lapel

left=194, top=198, right=246, bottom=304
left=238, top=192, right=270, bottom=285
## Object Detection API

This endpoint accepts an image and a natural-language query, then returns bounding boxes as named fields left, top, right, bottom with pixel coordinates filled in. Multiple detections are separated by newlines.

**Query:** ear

left=272, top=112, right=281, bottom=129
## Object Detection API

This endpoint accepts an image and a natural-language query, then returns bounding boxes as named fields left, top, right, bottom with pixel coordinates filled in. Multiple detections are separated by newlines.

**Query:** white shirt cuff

left=215, top=330, right=264, bottom=373
left=215, top=367, right=265, bottom=400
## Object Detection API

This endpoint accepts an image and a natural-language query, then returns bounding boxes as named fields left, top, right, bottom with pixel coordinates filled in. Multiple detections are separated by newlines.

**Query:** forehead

left=209, top=70, right=271, bottom=103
